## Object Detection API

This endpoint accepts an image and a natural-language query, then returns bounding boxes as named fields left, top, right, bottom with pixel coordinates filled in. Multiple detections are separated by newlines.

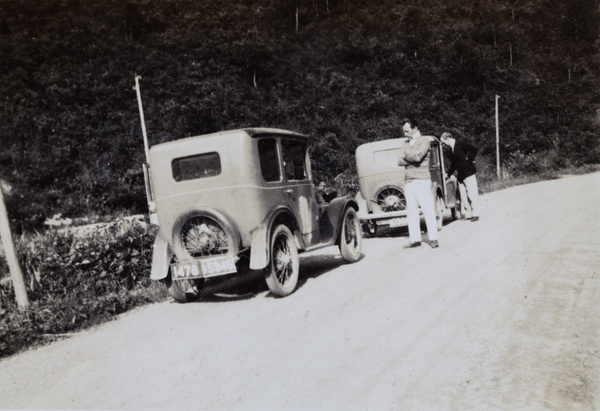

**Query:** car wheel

left=435, top=195, right=444, bottom=231
left=339, top=207, right=362, bottom=263
left=164, top=275, right=204, bottom=303
left=264, top=225, right=299, bottom=297
left=376, top=187, right=406, bottom=212
left=451, top=205, right=462, bottom=220
left=172, top=209, right=240, bottom=260
left=362, top=219, right=377, bottom=238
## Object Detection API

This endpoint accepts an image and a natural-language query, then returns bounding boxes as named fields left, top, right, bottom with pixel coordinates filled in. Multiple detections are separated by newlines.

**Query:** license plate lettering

left=171, top=255, right=236, bottom=280
left=388, top=217, right=406, bottom=228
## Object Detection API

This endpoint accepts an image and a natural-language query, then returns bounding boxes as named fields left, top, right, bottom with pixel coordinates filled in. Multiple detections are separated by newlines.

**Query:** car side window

left=429, top=142, right=440, bottom=169
left=258, top=138, right=281, bottom=182
left=281, top=139, right=308, bottom=181
left=172, top=152, right=221, bottom=182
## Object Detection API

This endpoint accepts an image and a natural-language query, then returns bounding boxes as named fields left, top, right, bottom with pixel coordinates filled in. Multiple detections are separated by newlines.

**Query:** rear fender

left=249, top=208, right=299, bottom=270
left=249, top=223, right=269, bottom=271
left=150, top=233, right=174, bottom=280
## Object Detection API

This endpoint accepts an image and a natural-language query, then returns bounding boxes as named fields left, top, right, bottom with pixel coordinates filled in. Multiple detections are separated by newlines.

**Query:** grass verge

left=0, top=217, right=167, bottom=359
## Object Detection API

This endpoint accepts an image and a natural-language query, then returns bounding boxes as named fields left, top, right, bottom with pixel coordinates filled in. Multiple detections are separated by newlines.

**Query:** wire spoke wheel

left=339, top=208, right=362, bottom=262
left=181, top=216, right=230, bottom=257
left=265, top=225, right=299, bottom=297
left=376, top=187, right=406, bottom=212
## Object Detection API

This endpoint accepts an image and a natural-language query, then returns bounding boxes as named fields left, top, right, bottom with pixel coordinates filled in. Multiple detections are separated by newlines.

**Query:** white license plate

left=171, top=255, right=236, bottom=280
left=386, top=217, right=407, bottom=228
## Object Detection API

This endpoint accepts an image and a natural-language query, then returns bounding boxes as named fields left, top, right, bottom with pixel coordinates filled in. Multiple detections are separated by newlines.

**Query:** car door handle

left=284, top=189, right=295, bottom=199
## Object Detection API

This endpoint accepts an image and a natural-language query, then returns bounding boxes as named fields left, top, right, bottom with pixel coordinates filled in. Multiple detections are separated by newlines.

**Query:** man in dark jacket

left=441, top=132, right=480, bottom=221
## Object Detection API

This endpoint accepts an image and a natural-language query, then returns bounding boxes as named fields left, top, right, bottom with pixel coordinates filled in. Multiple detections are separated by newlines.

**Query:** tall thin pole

left=134, top=75, right=150, bottom=164
left=0, top=187, right=29, bottom=310
left=495, top=95, right=501, bottom=178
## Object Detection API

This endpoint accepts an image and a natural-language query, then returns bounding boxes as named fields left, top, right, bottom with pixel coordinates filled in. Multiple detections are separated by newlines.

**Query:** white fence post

left=0, top=186, right=29, bottom=310
left=495, top=94, right=501, bottom=178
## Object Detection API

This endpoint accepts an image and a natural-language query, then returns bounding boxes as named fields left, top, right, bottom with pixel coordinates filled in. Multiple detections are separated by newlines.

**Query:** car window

left=171, top=152, right=221, bottom=182
left=373, top=148, right=401, bottom=164
left=281, top=139, right=308, bottom=181
left=429, top=142, right=440, bottom=169
left=258, top=138, right=281, bottom=182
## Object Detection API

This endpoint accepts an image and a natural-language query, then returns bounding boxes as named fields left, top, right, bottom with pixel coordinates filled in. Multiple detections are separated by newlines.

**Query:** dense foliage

left=0, top=218, right=166, bottom=358
left=0, top=0, right=599, bottom=231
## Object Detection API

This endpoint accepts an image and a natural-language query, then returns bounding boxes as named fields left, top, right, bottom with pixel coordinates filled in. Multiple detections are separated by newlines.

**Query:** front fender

left=328, top=196, right=359, bottom=244
left=150, top=234, right=174, bottom=280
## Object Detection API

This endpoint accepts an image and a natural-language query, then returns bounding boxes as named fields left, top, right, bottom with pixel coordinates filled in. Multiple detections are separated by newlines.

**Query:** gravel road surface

left=1, top=172, right=599, bottom=410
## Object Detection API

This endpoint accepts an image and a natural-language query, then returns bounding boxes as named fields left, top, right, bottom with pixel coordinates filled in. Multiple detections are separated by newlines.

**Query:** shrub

left=0, top=217, right=166, bottom=358
left=505, top=149, right=560, bottom=177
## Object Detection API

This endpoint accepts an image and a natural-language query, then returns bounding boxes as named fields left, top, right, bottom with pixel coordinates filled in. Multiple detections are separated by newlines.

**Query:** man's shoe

left=403, top=241, right=422, bottom=249
left=430, top=240, right=439, bottom=248
left=470, top=216, right=479, bottom=222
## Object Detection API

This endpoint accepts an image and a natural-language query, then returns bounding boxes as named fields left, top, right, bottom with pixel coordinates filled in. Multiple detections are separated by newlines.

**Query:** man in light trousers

left=397, top=118, right=439, bottom=249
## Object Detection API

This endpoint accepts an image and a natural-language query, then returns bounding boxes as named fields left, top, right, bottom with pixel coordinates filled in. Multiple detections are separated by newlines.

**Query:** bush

left=505, top=149, right=560, bottom=177
left=0, top=217, right=166, bottom=358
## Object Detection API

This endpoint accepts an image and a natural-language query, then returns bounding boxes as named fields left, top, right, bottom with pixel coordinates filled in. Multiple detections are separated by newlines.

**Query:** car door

left=280, top=138, right=319, bottom=244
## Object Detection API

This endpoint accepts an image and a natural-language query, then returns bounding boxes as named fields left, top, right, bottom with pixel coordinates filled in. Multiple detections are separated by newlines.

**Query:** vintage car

left=354, top=136, right=461, bottom=236
left=143, top=128, right=363, bottom=302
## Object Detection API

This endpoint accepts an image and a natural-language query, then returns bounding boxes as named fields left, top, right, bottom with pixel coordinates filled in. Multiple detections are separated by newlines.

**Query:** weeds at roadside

left=0, top=218, right=167, bottom=359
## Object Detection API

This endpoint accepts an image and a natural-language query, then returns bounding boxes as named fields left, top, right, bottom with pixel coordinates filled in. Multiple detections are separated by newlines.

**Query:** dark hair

left=401, top=117, right=419, bottom=129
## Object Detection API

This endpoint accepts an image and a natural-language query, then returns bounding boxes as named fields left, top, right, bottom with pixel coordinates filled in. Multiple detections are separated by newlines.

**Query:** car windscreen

left=282, top=139, right=308, bottom=181
left=171, top=152, right=221, bottom=182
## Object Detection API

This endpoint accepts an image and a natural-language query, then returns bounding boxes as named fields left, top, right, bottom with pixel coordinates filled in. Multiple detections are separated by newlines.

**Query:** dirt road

left=1, top=173, right=599, bottom=410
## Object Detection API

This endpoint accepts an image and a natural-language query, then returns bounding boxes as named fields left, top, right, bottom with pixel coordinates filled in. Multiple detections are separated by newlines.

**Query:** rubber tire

left=451, top=187, right=462, bottom=220
left=435, top=195, right=444, bottom=231
left=362, top=219, right=377, bottom=238
left=264, top=225, right=299, bottom=297
left=451, top=206, right=462, bottom=221
left=165, top=275, right=203, bottom=303
left=171, top=209, right=240, bottom=260
left=339, top=208, right=362, bottom=263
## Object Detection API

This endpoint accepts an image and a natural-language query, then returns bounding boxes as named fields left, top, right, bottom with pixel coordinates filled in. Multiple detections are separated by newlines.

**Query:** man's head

left=440, top=132, right=456, bottom=148
left=402, top=118, right=419, bottom=139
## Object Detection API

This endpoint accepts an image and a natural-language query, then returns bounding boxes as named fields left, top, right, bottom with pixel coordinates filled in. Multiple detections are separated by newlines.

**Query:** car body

left=144, top=128, right=362, bottom=302
left=354, top=136, right=461, bottom=236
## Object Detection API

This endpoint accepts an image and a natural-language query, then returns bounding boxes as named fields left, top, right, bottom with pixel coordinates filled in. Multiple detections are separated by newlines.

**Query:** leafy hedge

left=1, top=0, right=599, bottom=232
left=0, top=218, right=166, bottom=358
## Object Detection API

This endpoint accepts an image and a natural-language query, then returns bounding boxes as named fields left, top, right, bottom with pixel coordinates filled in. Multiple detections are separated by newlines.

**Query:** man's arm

left=398, top=145, right=407, bottom=166
left=402, top=137, right=430, bottom=163
left=461, top=141, right=479, bottom=161
left=446, top=155, right=456, bottom=177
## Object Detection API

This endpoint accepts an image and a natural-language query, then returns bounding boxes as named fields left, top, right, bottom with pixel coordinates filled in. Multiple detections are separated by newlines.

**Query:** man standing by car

left=397, top=118, right=439, bottom=249
left=440, top=132, right=480, bottom=222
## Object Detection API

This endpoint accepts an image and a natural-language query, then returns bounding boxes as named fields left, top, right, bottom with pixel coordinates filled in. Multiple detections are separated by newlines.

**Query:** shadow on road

left=189, top=249, right=365, bottom=303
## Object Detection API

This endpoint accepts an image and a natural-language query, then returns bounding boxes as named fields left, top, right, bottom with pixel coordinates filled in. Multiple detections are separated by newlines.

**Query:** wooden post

left=134, top=75, right=150, bottom=165
left=0, top=186, right=29, bottom=310
left=495, top=94, right=501, bottom=179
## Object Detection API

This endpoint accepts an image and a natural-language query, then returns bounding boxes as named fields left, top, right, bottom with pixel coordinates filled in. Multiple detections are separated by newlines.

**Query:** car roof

left=150, top=127, right=307, bottom=152
left=355, top=135, right=439, bottom=154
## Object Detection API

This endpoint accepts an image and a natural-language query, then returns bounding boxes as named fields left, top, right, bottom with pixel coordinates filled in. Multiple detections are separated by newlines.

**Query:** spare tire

left=171, top=209, right=240, bottom=261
